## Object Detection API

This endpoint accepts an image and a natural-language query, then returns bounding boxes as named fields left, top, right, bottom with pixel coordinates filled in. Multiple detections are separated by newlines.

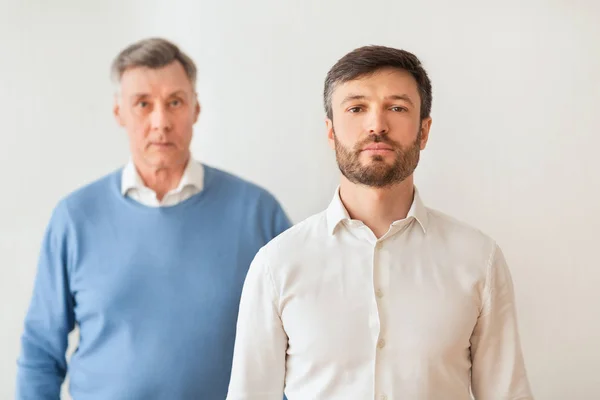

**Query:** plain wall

left=1, top=0, right=599, bottom=398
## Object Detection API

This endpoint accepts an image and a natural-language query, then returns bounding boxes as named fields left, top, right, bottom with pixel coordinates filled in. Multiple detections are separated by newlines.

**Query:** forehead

left=332, top=68, right=420, bottom=101
left=119, top=61, right=193, bottom=94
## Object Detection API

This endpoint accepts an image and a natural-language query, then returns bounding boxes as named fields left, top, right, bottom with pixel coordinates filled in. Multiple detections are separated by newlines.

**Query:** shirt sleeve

left=470, top=244, right=534, bottom=399
left=226, top=249, right=288, bottom=400
left=16, top=202, right=76, bottom=400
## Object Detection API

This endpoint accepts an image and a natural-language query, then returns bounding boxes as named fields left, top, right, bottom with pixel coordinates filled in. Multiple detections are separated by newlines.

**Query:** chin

left=145, top=149, right=187, bottom=165
left=142, top=156, right=175, bottom=169
left=362, top=157, right=392, bottom=166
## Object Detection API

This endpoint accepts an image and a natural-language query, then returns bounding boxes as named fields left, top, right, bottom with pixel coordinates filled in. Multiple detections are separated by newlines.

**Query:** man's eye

left=390, top=106, right=407, bottom=112
left=348, top=107, right=362, bottom=113
left=137, top=101, right=149, bottom=108
left=170, top=99, right=182, bottom=107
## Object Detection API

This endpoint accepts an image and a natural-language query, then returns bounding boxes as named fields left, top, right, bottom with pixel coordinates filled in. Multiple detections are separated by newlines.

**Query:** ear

left=326, top=117, right=335, bottom=150
left=419, top=117, right=432, bottom=150
left=113, top=95, right=125, bottom=127
left=193, top=98, right=201, bottom=123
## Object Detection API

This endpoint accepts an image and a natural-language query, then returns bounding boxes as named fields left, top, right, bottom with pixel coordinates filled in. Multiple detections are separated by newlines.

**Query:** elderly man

left=227, top=45, right=533, bottom=400
left=16, top=38, right=290, bottom=399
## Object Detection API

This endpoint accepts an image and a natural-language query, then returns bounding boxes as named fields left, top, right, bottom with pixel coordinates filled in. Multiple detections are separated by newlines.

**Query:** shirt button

left=375, top=242, right=383, bottom=250
left=376, top=289, right=384, bottom=298
left=378, top=338, right=386, bottom=349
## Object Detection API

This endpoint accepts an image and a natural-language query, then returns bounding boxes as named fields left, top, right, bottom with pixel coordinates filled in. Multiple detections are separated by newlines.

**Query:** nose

left=150, top=104, right=173, bottom=132
left=366, top=109, right=389, bottom=136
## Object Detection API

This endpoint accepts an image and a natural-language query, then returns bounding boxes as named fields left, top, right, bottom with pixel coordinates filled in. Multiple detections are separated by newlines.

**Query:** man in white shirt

left=226, top=45, right=533, bottom=400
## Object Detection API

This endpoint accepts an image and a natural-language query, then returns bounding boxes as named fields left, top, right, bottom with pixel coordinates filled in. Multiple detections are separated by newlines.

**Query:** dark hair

left=111, top=38, right=197, bottom=87
left=324, top=45, right=432, bottom=120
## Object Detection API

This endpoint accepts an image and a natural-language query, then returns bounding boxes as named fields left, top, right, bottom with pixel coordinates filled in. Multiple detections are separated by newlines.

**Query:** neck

left=339, top=175, right=415, bottom=239
left=134, top=155, right=190, bottom=201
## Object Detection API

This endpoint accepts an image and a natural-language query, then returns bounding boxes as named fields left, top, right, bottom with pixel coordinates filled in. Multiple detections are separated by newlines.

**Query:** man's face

left=326, top=68, right=432, bottom=187
left=114, top=61, right=200, bottom=170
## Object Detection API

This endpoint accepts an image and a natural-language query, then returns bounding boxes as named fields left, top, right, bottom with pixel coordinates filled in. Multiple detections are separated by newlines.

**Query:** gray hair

left=110, top=38, right=197, bottom=88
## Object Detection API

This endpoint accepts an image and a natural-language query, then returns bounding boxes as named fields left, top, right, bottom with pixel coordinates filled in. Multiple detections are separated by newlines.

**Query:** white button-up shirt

left=227, top=189, right=533, bottom=400
left=121, top=159, right=204, bottom=207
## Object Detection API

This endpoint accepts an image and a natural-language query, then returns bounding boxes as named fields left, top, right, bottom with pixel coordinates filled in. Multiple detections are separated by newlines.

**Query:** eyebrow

left=130, top=90, right=188, bottom=100
left=340, top=93, right=415, bottom=107
left=167, top=90, right=187, bottom=98
left=340, top=94, right=366, bottom=106
left=387, top=94, right=415, bottom=107
left=130, top=93, right=149, bottom=100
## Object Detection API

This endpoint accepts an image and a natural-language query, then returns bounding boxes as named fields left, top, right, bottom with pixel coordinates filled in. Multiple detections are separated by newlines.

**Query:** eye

left=137, top=101, right=149, bottom=108
left=169, top=99, right=182, bottom=108
left=390, top=106, right=407, bottom=112
left=348, top=106, right=363, bottom=113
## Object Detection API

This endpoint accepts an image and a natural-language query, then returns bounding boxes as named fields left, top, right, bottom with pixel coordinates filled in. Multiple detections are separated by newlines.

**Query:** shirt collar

left=121, top=158, right=204, bottom=196
left=326, top=186, right=429, bottom=235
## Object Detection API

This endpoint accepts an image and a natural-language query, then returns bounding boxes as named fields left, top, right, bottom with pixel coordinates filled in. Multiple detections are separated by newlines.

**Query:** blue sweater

left=16, top=165, right=291, bottom=399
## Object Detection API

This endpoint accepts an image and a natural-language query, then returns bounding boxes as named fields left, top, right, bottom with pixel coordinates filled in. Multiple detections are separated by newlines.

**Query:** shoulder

left=39, top=170, right=118, bottom=241
left=204, top=164, right=282, bottom=207
left=427, top=207, right=494, bottom=241
left=57, top=169, right=121, bottom=219
left=253, top=210, right=327, bottom=263
left=425, top=206, right=498, bottom=262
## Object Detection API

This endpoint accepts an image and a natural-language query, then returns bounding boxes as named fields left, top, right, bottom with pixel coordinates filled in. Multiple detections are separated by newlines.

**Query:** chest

left=68, top=218, right=260, bottom=324
left=279, top=242, right=484, bottom=363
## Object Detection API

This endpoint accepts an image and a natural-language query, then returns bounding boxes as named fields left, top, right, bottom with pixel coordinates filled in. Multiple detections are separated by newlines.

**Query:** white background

left=1, top=0, right=599, bottom=398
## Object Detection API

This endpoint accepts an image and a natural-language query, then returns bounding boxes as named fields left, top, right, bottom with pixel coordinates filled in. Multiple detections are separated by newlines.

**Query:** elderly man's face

left=113, top=61, right=200, bottom=170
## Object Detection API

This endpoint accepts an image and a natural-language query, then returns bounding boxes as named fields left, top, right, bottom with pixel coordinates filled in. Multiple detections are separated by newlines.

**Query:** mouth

left=361, top=143, right=394, bottom=154
left=149, top=142, right=174, bottom=149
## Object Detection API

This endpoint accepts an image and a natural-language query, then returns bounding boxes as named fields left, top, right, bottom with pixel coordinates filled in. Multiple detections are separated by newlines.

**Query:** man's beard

left=333, top=128, right=422, bottom=188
